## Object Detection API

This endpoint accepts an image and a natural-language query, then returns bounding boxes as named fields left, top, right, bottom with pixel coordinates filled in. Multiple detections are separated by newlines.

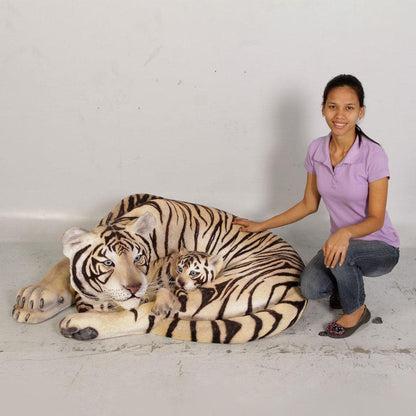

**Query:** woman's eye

left=104, top=260, right=114, bottom=267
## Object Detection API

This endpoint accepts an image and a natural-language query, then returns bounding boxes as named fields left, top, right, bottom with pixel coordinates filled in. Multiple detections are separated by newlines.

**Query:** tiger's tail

left=149, top=287, right=307, bottom=344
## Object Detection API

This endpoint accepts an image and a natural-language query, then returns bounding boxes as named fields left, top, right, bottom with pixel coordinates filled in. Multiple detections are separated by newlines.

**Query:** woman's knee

left=299, top=278, right=322, bottom=299
left=300, top=268, right=333, bottom=300
left=299, top=250, right=331, bottom=299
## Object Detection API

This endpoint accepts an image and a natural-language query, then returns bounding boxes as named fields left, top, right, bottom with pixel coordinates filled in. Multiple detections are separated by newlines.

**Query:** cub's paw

left=13, top=284, right=72, bottom=324
left=140, top=294, right=152, bottom=304
left=60, top=313, right=99, bottom=341
left=152, top=288, right=180, bottom=317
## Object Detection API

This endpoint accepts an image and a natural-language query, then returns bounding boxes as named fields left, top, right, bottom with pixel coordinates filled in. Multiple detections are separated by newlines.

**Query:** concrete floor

left=1, top=238, right=415, bottom=416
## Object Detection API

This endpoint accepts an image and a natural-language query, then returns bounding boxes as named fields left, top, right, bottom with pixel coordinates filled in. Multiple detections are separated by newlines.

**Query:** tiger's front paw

left=13, top=284, right=72, bottom=324
left=60, top=312, right=100, bottom=341
left=152, top=288, right=180, bottom=317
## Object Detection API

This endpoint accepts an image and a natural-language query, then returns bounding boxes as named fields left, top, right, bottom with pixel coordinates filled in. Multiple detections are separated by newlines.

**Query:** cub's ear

left=62, top=228, right=96, bottom=258
left=209, top=254, right=224, bottom=273
left=128, top=212, right=156, bottom=236
left=179, top=248, right=189, bottom=256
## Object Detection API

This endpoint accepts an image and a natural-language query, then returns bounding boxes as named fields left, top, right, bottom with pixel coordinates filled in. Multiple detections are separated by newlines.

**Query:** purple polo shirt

left=304, top=134, right=400, bottom=247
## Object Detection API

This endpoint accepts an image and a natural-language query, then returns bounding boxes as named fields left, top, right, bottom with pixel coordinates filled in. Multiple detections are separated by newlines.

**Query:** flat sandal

left=319, top=306, right=371, bottom=338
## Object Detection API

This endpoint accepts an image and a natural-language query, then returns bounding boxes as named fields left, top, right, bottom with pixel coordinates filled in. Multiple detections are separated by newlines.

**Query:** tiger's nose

left=176, top=278, right=185, bottom=288
left=124, top=284, right=142, bottom=295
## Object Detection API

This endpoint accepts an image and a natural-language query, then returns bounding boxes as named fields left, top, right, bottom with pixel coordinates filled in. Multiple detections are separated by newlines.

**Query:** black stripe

left=190, top=217, right=198, bottom=250
left=266, top=281, right=299, bottom=307
left=72, top=245, right=99, bottom=300
left=206, top=220, right=223, bottom=253
left=192, top=286, right=217, bottom=317
left=118, top=199, right=126, bottom=219
left=248, top=313, right=263, bottom=341
left=146, top=315, right=156, bottom=333
left=259, top=309, right=283, bottom=339
left=282, top=299, right=308, bottom=328
left=193, top=204, right=208, bottom=226
left=101, top=212, right=113, bottom=226
left=127, top=195, right=136, bottom=212
left=211, top=321, right=221, bottom=343
left=202, top=207, right=216, bottom=239
left=190, top=320, right=197, bottom=342
left=164, top=204, right=173, bottom=257
left=150, top=229, right=159, bottom=259
left=130, top=308, right=139, bottom=322
left=223, top=319, right=242, bottom=343
left=166, top=317, right=180, bottom=337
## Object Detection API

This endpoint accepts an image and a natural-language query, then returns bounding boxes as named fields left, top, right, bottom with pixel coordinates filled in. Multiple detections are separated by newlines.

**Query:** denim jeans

left=299, top=240, right=400, bottom=314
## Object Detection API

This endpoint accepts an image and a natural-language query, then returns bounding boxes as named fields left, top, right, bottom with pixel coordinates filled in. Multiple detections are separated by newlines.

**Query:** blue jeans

left=299, top=240, right=400, bottom=314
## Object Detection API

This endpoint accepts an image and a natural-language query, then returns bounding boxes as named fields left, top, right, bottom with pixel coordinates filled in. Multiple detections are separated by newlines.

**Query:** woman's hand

left=322, top=228, right=352, bottom=268
left=233, top=218, right=264, bottom=233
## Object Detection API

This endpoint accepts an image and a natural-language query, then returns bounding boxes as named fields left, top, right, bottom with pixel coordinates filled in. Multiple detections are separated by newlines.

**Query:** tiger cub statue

left=175, top=249, right=223, bottom=291
left=144, top=250, right=224, bottom=315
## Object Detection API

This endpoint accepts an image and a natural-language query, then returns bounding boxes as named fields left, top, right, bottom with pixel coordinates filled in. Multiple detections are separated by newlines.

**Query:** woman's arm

left=323, top=177, right=388, bottom=268
left=234, top=173, right=321, bottom=232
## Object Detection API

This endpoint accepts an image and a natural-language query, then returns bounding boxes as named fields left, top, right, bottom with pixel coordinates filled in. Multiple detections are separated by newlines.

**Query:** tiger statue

left=175, top=250, right=223, bottom=291
left=12, top=194, right=307, bottom=343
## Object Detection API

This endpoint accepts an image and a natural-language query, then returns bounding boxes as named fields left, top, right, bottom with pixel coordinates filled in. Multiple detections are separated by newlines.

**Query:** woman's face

left=322, top=86, right=365, bottom=140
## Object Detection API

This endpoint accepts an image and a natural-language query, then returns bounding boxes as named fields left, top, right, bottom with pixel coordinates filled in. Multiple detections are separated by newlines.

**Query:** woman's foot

left=337, top=304, right=366, bottom=327
left=320, top=305, right=371, bottom=338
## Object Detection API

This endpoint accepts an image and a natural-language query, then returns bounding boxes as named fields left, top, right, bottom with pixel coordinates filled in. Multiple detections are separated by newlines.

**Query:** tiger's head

left=62, top=212, right=156, bottom=310
left=175, top=250, right=224, bottom=291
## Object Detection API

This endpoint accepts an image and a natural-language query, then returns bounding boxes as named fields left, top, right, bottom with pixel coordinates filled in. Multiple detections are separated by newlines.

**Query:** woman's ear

left=359, top=105, right=366, bottom=120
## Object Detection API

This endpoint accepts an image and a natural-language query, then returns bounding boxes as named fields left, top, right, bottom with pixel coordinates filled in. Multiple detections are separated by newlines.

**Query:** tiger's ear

left=179, top=248, right=189, bottom=256
left=128, top=212, right=156, bottom=236
left=209, top=254, right=224, bottom=274
left=62, top=228, right=97, bottom=258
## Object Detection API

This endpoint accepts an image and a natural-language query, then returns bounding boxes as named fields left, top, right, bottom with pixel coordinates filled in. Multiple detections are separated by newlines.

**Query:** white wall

left=1, top=0, right=415, bottom=247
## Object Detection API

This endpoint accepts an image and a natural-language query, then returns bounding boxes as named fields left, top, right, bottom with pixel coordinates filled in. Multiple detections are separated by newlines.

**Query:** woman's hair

left=322, top=74, right=364, bottom=107
left=322, top=74, right=378, bottom=145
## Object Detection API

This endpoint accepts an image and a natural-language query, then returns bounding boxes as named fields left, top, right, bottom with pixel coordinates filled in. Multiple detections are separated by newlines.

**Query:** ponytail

left=356, top=125, right=380, bottom=146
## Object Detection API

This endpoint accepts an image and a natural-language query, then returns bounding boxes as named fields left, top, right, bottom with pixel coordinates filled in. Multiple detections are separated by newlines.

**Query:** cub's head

left=62, top=212, right=156, bottom=310
left=175, top=250, right=223, bottom=291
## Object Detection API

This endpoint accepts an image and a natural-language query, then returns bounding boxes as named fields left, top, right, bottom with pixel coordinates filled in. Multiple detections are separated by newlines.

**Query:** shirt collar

left=314, top=133, right=363, bottom=168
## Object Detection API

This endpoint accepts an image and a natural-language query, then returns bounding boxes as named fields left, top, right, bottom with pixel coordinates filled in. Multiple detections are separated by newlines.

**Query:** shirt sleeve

left=367, top=144, right=390, bottom=182
left=304, top=142, right=316, bottom=175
